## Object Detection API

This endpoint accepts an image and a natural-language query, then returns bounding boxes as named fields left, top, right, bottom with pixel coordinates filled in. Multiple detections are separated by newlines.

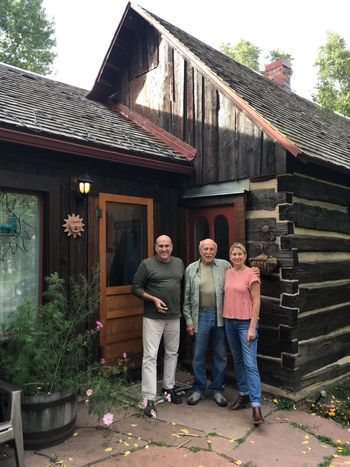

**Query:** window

left=0, top=192, right=41, bottom=326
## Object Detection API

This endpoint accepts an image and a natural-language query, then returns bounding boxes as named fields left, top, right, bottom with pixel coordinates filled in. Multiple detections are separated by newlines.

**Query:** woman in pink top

left=223, top=242, right=264, bottom=425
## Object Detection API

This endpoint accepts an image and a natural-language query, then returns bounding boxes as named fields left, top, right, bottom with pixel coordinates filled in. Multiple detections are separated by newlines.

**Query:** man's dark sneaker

left=161, top=388, right=182, bottom=404
left=143, top=399, right=157, bottom=418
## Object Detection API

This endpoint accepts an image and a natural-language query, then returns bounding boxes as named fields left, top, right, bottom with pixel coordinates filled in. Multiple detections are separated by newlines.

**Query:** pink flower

left=86, top=388, right=93, bottom=397
left=100, top=357, right=106, bottom=365
left=85, top=399, right=90, bottom=406
left=123, top=352, right=127, bottom=359
left=103, top=412, right=114, bottom=426
left=165, top=392, right=171, bottom=403
left=138, top=398, right=148, bottom=410
left=150, top=410, right=157, bottom=418
left=96, top=320, right=103, bottom=329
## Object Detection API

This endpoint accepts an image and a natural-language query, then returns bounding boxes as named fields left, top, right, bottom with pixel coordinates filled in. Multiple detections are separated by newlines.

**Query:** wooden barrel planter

left=21, top=390, right=77, bottom=450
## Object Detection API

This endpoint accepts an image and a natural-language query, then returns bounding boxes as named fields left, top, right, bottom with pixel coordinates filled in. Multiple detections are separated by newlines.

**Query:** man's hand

left=251, top=266, right=260, bottom=277
left=153, top=297, right=168, bottom=313
left=186, top=324, right=195, bottom=336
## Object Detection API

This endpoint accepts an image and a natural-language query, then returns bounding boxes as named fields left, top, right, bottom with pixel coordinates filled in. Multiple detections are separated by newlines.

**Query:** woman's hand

left=247, top=326, right=256, bottom=343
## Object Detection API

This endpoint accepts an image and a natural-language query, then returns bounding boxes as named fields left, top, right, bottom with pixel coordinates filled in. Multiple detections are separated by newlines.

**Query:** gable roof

left=93, top=3, right=350, bottom=175
left=0, top=63, right=193, bottom=174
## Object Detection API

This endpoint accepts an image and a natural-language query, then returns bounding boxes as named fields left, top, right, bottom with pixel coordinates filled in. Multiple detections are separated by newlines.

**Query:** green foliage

left=220, top=39, right=261, bottom=71
left=219, top=40, right=293, bottom=73
left=274, top=398, right=296, bottom=411
left=266, top=48, right=294, bottom=64
left=313, top=32, right=350, bottom=116
left=0, top=0, right=56, bottom=74
left=0, top=271, right=100, bottom=395
left=79, top=355, right=134, bottom=418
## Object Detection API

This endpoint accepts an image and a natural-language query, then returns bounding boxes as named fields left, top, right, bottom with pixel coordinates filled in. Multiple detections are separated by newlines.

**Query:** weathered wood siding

left=0, top=143, right=186, bottom=283
left=246, top=169, right=350, bottom=394
left=118, top=29, right=287, bottom=184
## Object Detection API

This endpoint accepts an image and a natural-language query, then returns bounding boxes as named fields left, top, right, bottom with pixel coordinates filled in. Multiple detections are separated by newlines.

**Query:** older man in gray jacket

left=183, top=238, right=231, bottom=407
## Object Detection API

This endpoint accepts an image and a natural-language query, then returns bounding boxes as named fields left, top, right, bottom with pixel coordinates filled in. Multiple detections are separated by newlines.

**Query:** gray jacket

left=183, top=258, right=231, bottom=331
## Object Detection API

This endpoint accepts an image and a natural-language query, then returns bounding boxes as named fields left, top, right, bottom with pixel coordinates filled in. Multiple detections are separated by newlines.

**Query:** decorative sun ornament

left=63, top=214, right=85, bottom=238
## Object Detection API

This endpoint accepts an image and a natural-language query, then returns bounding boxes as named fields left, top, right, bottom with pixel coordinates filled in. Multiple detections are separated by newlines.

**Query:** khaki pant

left=142, top=317, right=180, bottom=400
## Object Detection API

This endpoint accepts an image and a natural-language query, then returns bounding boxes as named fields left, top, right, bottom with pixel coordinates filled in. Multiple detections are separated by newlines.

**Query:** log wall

left=246, top=170, right=350, bottom=394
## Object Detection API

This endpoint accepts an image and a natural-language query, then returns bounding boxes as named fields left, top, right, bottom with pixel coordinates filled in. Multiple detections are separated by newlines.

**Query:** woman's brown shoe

left=252, top=406, right=264, bottom=425
left=228, top=394, right=250, bottom=410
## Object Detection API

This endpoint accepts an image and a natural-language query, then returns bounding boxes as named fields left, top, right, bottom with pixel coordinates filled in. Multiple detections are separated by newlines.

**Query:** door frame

left=98, top=193, right=154, bottom=360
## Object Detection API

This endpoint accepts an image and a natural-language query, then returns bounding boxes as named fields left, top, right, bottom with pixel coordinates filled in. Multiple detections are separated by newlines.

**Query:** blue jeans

left=224, top=318, right=261, bottom=407
left=192, top=309, right=227, bottom=394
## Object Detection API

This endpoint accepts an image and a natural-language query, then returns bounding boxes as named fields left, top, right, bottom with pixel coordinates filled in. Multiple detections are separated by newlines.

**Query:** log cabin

left=1, top=2, right=350, bottom=399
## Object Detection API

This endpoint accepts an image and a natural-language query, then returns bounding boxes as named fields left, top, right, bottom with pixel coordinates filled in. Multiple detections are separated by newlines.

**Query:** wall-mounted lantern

left=77, top=175, right=93, bottom=197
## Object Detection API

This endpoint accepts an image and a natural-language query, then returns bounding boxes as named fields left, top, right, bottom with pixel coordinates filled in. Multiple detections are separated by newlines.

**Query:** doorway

left=99, top=193, right=153, bottom=365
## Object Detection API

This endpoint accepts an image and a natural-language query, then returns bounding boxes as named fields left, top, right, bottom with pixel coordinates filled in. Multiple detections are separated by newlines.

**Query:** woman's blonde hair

left=229, top=242, right=247, bottom=256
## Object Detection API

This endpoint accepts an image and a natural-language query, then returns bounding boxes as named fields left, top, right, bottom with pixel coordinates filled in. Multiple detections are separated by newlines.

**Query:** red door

left=188, top=205, right=238, bottom=263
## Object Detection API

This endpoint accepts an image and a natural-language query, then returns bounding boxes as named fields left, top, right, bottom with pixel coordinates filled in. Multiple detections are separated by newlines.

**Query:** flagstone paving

left=1, top=371, right=349, bottom=466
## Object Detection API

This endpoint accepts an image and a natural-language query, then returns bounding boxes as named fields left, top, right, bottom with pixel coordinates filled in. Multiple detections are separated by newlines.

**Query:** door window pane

left=214, top=215, right=229, bottom=260
left=106, top=202, right=147, bottom=286
left=195, top=217, right=209, bottom=256
left=0, top=192, right=40, bottom=326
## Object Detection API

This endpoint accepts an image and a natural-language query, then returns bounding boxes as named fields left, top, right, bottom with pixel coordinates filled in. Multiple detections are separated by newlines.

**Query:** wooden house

left=0, top=62, right=195, bottom=368
left=88, top=3, right=350, bottom=399
left=1, top=2, right=350, bottom=399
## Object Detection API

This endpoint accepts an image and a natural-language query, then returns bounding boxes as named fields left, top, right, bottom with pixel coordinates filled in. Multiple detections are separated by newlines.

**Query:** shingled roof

left=0, top=63, right=193, bottom=174
left=121, top=4, right=350, bottom=174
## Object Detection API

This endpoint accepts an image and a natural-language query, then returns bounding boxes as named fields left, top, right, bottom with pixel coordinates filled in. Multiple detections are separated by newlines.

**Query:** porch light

left=78, top=175, right=93, bottom=196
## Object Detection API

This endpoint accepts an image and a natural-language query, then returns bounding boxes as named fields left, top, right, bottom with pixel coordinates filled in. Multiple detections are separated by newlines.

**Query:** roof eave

left=0, top=126, right=194, bottom=175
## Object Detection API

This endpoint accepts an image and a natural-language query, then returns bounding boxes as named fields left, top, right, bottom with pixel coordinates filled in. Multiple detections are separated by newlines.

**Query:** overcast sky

left=43, top=0, right=350, bottom=100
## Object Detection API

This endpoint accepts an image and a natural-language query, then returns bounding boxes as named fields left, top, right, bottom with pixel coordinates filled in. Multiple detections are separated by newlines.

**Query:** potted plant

left=0, top=271, right=134, bottom=449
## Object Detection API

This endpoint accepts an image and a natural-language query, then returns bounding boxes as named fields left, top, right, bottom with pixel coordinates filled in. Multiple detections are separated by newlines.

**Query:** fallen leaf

left=250, top=440, right=255, bottom=444
left=333, top=454, right=340, bottom=458
left=207, top=440, right=211, bottom=444
left=302, top=441, right=309, bottom=444
left=235, top=461, right=243, bottom=466
left=105, top=447, right=113, bottom=452
left=229, top=439, right=235, bottom=443
left=124, top=442, right=130, bottom=446
left=73, top=432, right=78, bottom=437
left=320, top=444, right=328, bottom=448
left=304, top=435, right=309, bottom=440
left=145, top=445, right=149, bottom=449
left=336, top=439, right=342, bottom=444
left=307, top=447, right=311, bottom=452
left=131, top=424, right=138, bottom=427
left=302, top=451, right=307, bottom=454
left=123, top=451, right=131, bottom=456
left=68, top=459, right=73, bottom=462
left=181, top=428, right=189, bottom=433
left=133, top=443, right=138, bottom=447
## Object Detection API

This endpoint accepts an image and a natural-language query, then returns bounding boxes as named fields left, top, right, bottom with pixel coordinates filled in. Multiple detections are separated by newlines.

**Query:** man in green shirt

left=132, top=235, right=184, bottom=417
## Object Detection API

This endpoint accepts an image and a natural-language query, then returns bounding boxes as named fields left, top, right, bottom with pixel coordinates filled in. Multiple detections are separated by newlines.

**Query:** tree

left=313, top=32, right=350, bottom=117
left=220, top=40, right=261, bottom=72
left=0, top=0, right=56, bottom=75
left=266, top=48, right=294, bottom=64
left=220, top=40, right=293, bottom=73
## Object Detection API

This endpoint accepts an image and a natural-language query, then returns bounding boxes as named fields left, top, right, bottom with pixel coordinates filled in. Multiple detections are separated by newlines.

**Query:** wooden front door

left=99, top=193, right=153, bottom=365
left=188, top=205, right=238, bottom=263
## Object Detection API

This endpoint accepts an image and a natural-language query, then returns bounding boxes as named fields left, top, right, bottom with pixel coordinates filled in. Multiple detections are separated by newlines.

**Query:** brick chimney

left=264, top=59, right=292, bottom=92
